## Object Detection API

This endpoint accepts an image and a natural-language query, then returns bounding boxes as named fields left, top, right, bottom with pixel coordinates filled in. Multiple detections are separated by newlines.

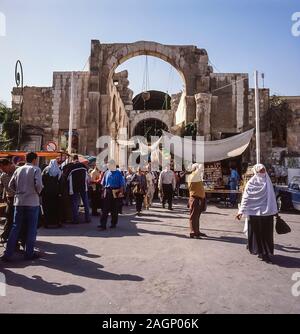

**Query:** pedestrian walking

left=187, top=163, right=207, bottom=238
left=89, top=165, right=101, bottom=216
left=67, top=155, right=91, bottom=224
left=158, top=166, right=176, bottom=210
left=98, top=160, right=125, bottom=230
left=236, top=164, right=278, bottom=263
left=41, top=159, right=62, bottom=228
left=144, top=168, right=155, bottom=210
left=132, top=167, right=147, bottom=216
left=1, top=152, right=43, bottom=262
left=125, top=167, right=135, bottom=206
left=0, top=159, right=17, bottom=243
left=229, top=166, right=240, bottom=207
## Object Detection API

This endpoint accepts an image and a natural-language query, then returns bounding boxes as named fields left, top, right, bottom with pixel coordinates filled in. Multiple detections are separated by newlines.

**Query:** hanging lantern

left=142, top=91, right=151, bottom=102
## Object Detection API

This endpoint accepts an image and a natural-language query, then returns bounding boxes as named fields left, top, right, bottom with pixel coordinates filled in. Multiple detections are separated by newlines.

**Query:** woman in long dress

left=132, top=167, right=147, bottom=216
left=144, top=169, right=155, bottom=210
left=236, top=164, right=278, bottom=263
left=41, top=159, right=63, bottom=228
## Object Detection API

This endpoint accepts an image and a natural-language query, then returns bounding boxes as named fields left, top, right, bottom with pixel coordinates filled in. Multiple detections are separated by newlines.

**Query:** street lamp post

left=15, top=60, right=23, bottom=150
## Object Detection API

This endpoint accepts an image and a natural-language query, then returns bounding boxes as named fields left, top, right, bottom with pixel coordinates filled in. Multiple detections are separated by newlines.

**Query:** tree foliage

left=0, top=102, right=20, bottom=150
left=182, top=122, right=197, bottom=140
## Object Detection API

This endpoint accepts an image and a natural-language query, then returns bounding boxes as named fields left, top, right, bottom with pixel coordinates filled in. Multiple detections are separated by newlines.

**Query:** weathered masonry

left=12, top=40, right=300, bottom=163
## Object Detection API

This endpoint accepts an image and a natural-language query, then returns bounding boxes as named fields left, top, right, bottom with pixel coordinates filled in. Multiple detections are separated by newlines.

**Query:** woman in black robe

left=236, top=164, right=278, bottom=263
left=41, top=159, right=63, bottom=228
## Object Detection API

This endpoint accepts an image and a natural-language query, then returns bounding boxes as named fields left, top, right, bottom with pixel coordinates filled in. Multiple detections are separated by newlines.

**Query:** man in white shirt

left=158, top=166, right=176, bottom=210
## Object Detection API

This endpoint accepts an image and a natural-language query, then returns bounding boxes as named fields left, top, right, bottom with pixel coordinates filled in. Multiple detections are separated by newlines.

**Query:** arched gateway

left=13, top=39, right=263, bottom=162
left=86, top=40, right=215, bottom=155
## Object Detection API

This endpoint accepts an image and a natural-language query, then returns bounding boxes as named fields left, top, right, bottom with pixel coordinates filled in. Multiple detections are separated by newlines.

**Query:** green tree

left=0, top=102, right=21, bottom=150
left=264, top=95, right=292, bottom=147
left=182, top=122, right=197, bottom=140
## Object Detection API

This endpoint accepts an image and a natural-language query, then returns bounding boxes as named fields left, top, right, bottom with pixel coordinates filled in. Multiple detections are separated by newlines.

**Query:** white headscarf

left=238, top=163, right=278, bottom=217
left=47, top=159, right=62, bottom=179
left=188, top=163, right=204, bottom=183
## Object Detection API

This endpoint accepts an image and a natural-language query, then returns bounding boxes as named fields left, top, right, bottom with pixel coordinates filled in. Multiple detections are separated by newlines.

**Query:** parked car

left=275, top=176, right=300, bottom=212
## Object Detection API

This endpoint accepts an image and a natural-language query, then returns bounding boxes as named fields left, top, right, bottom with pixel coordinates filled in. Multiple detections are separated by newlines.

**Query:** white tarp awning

left=120, top=128, right=254, bottom=163
left=162, top=128, right=254, bottom=162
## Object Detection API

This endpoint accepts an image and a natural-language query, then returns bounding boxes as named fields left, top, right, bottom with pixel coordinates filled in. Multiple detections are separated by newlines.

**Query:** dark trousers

left=71, top=191, right=90, bottom=223
left=125, top=186, right=133, bottom=205
left=135, top=194, right=144, bottom=212
left=162, top=184, right=173, bottom=209
left=189, top=196, right=203, bottom=235
left=90, top=186, right=101, bottom=215
left=100, top=189, right=120, bottom=228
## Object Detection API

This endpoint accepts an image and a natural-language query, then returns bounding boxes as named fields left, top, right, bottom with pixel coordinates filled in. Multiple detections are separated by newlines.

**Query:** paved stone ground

left=0, top=200, right=299, bottom=314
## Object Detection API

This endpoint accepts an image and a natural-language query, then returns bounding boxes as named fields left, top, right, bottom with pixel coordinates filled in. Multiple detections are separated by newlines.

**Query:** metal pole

left=254, top=70, right=261, bottom=164
left=67, top=72, right=74, bottom=155
left=15, top=60, right=24, bottom=150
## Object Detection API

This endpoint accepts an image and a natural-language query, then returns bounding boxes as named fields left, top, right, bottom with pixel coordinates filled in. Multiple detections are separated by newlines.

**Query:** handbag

left=275, top=215, right=291, bottom=235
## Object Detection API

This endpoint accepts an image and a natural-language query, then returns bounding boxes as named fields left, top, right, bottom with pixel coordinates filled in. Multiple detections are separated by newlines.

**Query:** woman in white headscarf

left=236, top=164, right=278, bottom=263
left=41, top=159, right=63, bottom=228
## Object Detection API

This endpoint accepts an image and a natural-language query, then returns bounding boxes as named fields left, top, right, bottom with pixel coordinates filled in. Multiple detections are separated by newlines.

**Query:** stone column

left=86, top=91, right=100, bottom=155
left=99, top=94, right=111, bottom=137
left=185, top=96, right=196, bottom=124
left=195, top=93, right=212, bottom=140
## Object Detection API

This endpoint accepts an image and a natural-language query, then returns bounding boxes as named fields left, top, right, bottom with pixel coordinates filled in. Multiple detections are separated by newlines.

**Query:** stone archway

left=87, top=40, right=213, bottom=154
left=89, top=40, right=210, bottom=96
left=133, top=118, right=169, bottom=145
left=130, top=110, right=173, bottom=137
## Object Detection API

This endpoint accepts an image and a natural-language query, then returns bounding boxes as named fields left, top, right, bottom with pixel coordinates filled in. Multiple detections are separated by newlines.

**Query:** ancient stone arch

left=86, top=40, right=213, bottom=154
left=130, top=110, right=173, bottom=137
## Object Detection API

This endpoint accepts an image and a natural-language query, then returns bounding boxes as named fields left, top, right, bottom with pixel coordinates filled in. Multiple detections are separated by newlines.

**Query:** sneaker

left=199, top=232, right=208, bottom=237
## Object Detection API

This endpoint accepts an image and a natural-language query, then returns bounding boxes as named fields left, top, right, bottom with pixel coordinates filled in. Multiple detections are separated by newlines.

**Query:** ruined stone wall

left=209, top=73, right=249, bottom=136
left=52, top=71, right=89, bottom=153
left=12, top=86, right=53, bottom=147
left=285, top=96, right=300, bottom=154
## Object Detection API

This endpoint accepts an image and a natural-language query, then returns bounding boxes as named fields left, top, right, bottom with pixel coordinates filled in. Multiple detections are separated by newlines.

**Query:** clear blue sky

left=0, top=0, right=299, bottom=106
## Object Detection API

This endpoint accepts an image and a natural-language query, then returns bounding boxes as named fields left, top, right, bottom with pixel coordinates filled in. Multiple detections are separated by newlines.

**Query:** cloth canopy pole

left=254, top=70, right=261, bottom=164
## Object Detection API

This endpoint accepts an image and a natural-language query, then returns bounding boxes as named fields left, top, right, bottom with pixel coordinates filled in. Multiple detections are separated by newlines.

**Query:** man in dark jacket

left=67, top=155, right=90, bottom=224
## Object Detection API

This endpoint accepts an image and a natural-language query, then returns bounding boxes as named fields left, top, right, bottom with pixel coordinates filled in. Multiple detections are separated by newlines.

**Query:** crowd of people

left=0, top=151, right=279, bottom=264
